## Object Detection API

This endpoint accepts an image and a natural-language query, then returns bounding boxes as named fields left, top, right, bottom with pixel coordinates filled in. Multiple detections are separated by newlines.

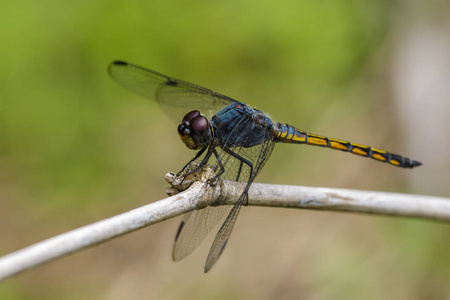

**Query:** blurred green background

left=1, top=0, right=450, bottom=299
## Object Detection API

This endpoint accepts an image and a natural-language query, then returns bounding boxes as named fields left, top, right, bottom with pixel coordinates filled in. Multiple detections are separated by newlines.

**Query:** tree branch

left=1, top=173, right=449, bottom=281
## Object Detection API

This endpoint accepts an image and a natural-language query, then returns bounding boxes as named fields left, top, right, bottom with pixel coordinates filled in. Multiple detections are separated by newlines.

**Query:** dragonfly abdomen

left=274, top=123, right=421, bottom=168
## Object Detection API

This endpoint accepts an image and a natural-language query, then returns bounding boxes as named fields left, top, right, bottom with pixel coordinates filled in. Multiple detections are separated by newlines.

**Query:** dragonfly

left=108, top=60, right=422, bottom=272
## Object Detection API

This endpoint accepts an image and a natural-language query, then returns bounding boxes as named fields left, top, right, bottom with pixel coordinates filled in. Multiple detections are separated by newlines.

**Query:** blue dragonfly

left=108, top=60, right=421, bottom=272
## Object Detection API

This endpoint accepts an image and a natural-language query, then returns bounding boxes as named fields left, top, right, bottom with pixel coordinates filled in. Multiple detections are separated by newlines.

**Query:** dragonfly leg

left=180, top=144, right=218, bottom=184
left=236, top=161, right=244, bottom=182
left=177, top=147, right=208, bottom=176
left=222, top=147, right=253, bottom=183
left=212, top=149, right=225, bottom=177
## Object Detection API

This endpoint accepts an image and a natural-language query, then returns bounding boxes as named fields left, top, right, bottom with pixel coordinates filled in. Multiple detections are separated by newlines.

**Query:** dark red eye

left=189, top=115, right=209, bottom=133
left=177, top=113, right=212, bottom=149
left=188, top=115, right=212, bottom=147
left=182, top=110, right=200, bottom=122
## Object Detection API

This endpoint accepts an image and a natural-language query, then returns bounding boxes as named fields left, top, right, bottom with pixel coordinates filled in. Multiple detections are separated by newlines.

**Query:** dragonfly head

left=178, top=110, right=213, bottom=150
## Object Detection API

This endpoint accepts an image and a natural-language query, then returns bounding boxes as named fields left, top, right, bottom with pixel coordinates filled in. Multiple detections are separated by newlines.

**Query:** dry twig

left=0, top=168, right=448, bottom=281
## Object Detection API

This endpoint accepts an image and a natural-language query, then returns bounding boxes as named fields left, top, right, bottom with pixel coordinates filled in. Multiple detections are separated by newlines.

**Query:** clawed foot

left=165, top=162, right=218, bottom=196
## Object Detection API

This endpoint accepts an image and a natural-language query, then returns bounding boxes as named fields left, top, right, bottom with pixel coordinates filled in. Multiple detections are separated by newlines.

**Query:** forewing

left=108, top=61, right=237, bottom=120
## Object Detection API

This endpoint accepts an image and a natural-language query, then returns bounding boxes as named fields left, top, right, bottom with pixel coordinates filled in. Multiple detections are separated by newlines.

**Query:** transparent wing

left=204, top=120, right=276, bottom=272
left=108, top=60, right=237, bottom=121
left=203, top=192, right=245, bottom=272
left=172, top=205, right=231, bottom=261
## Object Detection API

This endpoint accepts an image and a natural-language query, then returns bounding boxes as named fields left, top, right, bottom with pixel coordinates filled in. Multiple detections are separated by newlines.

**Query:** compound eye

left=189, top=115, right=209, bottom=133
left=190, top=115, right=212, bottom=147
left=182, top=110, right=200, bottom=122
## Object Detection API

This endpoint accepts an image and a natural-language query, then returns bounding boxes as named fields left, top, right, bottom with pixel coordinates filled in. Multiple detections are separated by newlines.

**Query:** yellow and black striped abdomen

left=274, top=123, right=421, bottom=168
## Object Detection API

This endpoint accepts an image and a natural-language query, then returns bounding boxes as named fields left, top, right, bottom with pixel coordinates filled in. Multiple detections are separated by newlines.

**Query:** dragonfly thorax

left=178, top=110, right=213, bottom=150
